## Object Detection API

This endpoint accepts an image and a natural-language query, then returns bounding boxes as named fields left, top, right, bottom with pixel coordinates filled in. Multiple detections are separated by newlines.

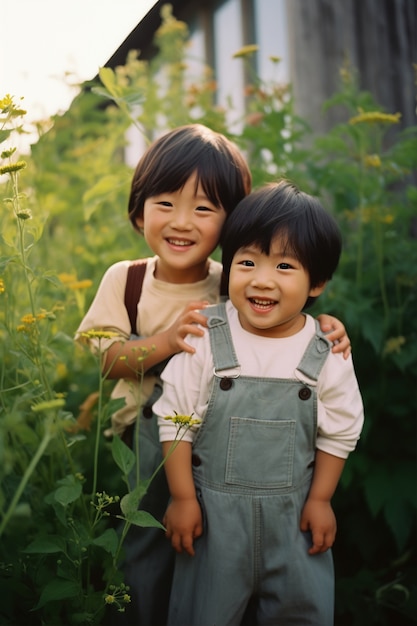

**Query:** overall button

left=299, top=387, right=311, bottom=400
left=220, top=377, right=233, bottom=390
left=142, top=405, right=153, bottom=418
left=192, top=454, right=202, bottom=467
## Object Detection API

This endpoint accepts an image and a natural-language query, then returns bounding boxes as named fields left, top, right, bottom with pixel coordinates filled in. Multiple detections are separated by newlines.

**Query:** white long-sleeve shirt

left=154, top=301, right=364, bottom=459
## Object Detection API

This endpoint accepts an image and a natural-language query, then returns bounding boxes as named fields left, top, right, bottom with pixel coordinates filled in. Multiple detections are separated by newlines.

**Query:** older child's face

left=229, top=238, right=326, bottom=338
left=137, top=172, right=227, bottom=284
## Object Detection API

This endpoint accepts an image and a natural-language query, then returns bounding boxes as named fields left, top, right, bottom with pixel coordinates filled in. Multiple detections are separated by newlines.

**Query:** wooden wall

left=286, top=0, right=416, bottom=134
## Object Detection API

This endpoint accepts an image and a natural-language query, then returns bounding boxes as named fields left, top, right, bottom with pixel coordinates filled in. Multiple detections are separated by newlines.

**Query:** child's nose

left=251, top=269, right=276, bottom=289
left=171, top=208, right=192, bottom=230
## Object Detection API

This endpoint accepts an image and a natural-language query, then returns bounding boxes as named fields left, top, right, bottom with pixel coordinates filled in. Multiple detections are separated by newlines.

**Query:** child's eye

left=239, top=260, right=255, bottom=267
left=277, top=262, right=292, bottom=270
left=158, top=201, right=173, bottom=207
left=195, top=205, right=214, bottom=212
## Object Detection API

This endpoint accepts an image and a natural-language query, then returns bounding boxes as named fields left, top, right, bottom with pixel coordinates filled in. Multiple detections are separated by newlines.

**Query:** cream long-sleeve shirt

left=155, top=301, right=364, bottom=459
left=75, top=256, right=223, bottom=433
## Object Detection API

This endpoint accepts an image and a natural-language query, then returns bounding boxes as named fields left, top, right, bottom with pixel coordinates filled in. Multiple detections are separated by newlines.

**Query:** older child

left=77, top=127, right=350, bottom=625
left=155, top=180, right=364, bottom=626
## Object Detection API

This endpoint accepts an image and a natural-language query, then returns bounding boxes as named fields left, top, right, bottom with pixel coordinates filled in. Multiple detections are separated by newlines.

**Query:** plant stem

left=0, top=430, right=52, bottom=537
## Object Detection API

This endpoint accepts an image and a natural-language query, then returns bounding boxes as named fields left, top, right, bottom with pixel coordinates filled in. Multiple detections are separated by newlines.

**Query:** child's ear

left=135, top=215, right=144, bottom=231
left=309, top=281, right=327, bottom=297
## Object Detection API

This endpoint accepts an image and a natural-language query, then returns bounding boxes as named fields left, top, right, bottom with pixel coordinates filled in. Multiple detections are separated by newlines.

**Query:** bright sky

left=1, top=0, right=157, bottom=151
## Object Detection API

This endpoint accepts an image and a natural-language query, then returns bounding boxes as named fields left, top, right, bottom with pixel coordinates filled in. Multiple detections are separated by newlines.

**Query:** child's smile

left=166, top=237, right=195, bottom=248
left=248, top=296, right=278, bottom=311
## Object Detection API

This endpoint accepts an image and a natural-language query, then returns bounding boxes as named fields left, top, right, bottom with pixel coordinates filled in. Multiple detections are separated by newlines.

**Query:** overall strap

left=203, top=303, right=239, bottom=371
left=296, top=319, right=332, bottom=382
left=124, top=260, right=147, bottom=335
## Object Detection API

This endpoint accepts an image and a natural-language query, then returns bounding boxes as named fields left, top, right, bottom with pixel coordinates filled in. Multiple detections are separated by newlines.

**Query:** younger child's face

left=228, top=237, right=326, bottom=338
left=136, top=171, right=227, bottom=284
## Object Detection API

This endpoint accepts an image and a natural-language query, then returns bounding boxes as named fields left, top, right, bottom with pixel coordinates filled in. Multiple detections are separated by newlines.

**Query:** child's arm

left=161, top=440, right=203, bottom=556
left=300, top=450, right=346, bottom=555
left=316, top=314, right=351, bottom=359
left=103, top=301, right=211, bottom=379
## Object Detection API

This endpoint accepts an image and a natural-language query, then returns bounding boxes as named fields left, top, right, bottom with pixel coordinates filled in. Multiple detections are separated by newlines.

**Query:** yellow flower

left=105, top=595, right=116, bottom=605
left=56, top=362, right=68, bottom=379
left=21, top=314, right=36, bottom=324
left=31, top=398, right=66, bottom=413
left=233, top=44, right=259, bottom=58
left=381, top=214, right=394, bottom=224
left=58, top=273, right=77, bottom=284
left=0, top=94, right=15, bottom=112
left=349, top=110, right=401, bottom=125
left=383, top=336, right=405, bottom=356
left=123, top=594, right=131, bottom=603
left=164, top=411, right=201, bottom=427
left=16, top=209, right=32, bottom=220
left=0, top=279, right=4, bottom=293
left=0, top=94, right=26, bottom=116
left=0, top=160, right=27, bottom=175
left=81, top=329, right=119, bottom=340
left=68, top=279, right=93, bottom=290
left=364, top=154, right=381, bottom=168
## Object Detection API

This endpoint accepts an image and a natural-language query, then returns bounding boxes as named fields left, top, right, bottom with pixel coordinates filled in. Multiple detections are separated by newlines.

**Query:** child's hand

left=300, top=497, right=337, bottom=555
left=163, top=497, right=203, bottom=556
left=166, top=300, right=210, bottom=355
left=316, top=314, right=351, bottom=359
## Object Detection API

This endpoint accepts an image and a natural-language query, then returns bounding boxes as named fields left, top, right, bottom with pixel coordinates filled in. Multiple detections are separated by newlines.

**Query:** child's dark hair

left=221, top=180, right=342, bottom=307
left=128, top=124, right=252, bottom=230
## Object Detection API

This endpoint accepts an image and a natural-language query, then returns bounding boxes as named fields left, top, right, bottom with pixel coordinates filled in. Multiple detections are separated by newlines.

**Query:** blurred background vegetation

left=1, top=7, right=416, bottom=625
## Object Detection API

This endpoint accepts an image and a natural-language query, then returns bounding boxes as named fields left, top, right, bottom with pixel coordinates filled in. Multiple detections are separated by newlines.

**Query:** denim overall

left=168, top=304, right=335, bottom=626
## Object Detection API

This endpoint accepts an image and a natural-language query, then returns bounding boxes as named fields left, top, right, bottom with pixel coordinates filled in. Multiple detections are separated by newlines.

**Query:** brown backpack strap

left=124, top=260, right=147, bottom=335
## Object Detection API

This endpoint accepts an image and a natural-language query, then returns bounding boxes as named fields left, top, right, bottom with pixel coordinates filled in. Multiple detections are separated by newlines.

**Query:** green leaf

left=125, top=509, right=165, bottom=530
left=111, top=434, right=136, bottom=475
left=363, top=466, right=388, bottom=517
left=92, top=528, right=119, bottom=556
left=54, top=483, right=82, bottom=506
left=120, top=482, right=148, bottom=517
left=24, top=536, right=67, bottom=554
left=102, top=397, right=126, bottom=422
left=0, top=129, right=12, bottom=144
left=82, top=175, right=125, bottom=221
left=53, top=475, right=82, bottom=506
left=98, top=67, right=121, bottom=99
left=34, top=579, right=80, bottom=609
left=361, top=313, right=384, bottom=353
left=384, top=499, right=414, bottom=552
left=91, top=86, right=113, bottom=100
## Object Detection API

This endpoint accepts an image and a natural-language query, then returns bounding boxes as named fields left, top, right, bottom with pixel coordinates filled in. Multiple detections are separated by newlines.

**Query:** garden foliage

left=1, top=5, right=416, bottom=625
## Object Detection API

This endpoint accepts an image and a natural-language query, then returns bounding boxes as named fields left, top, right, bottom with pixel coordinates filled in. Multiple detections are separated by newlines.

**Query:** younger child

left=76, top=127, right=350, bottom=626
left=155, top=180, right=364, bottom=626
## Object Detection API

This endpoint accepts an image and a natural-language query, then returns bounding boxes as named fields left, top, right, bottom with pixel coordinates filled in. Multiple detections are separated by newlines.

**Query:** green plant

left=306, top=66, right=417, bottom=625
left=0, top=96, right=194, bottom=625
